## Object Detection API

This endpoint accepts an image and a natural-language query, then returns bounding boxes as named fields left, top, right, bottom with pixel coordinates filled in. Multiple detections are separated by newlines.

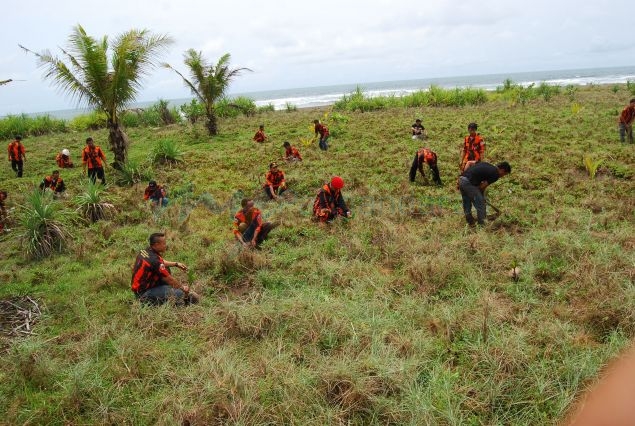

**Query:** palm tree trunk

left=107, top=119, right=129, bottom=169
left=205, top=111, right=218, bottom=136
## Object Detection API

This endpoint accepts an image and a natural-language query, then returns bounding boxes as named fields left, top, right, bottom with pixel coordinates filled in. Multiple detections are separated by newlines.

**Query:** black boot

left=465, top=214, right=476, bottom=227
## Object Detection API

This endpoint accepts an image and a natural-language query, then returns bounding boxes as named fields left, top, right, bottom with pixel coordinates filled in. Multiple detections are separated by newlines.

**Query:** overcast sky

left=1, top=0, right=633, bottom=115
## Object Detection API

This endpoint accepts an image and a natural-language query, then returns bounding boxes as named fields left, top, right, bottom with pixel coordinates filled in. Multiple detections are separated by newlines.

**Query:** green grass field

left=0, top=85, right=634, bottom=425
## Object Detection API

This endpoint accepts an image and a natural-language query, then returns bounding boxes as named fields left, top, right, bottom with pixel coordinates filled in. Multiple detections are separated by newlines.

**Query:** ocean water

left=35, top=65, right=635, bottom=120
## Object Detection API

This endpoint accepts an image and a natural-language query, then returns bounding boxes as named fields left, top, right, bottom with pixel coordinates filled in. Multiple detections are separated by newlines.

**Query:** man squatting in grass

left=314, top=119, right=330, bottom=151
left=409, top=147, right=442, bottom=185
left=82, top=137, right=107, bottom=185
left=233, top=198, right=277, bottom=249
left=7, top=135, right=26, bottom=177
left=131, top=233, right=200, bottom=305
left=253, top=124, right=267, bottom=143
left=143, top=180, right=168, bottom=208
left=263, top=162, right=287, bottom=200
left=39, top=170, right=66, bottom=197
left=411, top=118, right=428, bottom=140
left=283, top=141, right=302, bottom=161
left=618, top=98, right=635, bottom=144
left=459, top=161, right=511, bottom=226
left=312, top=176, right=352, bottom=223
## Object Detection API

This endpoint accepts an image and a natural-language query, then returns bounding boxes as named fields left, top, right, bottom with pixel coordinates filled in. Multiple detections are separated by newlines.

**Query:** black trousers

left=88, top=167, right=106, bottom=185
left=409, top=155, right=441, bottom=184
left=11, top=160, right=23, bottom=177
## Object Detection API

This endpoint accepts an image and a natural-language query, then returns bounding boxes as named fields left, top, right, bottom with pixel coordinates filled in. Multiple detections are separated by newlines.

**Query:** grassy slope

left=0, top=86, right=634, bottom=425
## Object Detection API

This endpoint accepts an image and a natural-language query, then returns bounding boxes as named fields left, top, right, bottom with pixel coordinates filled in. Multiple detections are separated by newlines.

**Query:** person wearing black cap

left=144, top=180, right=168, bottom=208
left=7, top=135, right=26, bottom=177
left=458, top=161, right=511, bottom=226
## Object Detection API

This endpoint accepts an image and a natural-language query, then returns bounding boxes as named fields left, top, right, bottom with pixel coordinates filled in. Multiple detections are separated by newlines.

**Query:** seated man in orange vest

left=56, top=149, right=74, bottom=168
left=263, top=162, right=287, bottom=200
left=39, top=170, right=66, bottom=196
left=409, top=147, right=442, bottom=185
left=233, top=198, right=277, bottom=249
left=460, top=122, right=485, bottom=172
left=253, top=124, right=267, bottom=143
left=312, top=176, right=351, bottom=223
left=282, top=141, right=302, bottom=162
left=131, top=232, right=200, bottom=305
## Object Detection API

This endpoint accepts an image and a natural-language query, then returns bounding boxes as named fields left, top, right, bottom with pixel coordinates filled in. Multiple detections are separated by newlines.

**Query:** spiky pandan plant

left=163, top=51, right=251, bottom=136
left=19, top=190, right=70, bottom=259
left=75, top=180, right=116, bottom=223
left=20, top=25, right=172, bottom=168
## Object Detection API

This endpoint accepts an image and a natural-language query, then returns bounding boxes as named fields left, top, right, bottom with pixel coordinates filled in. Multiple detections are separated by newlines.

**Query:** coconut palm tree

left=163, top=50, right=251, bottom=136
left=20, top=25, right=172, bottom=167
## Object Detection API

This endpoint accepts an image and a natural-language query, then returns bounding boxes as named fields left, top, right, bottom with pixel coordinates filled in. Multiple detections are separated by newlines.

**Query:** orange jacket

left=56, top=153, right=74, bottom=168
left=285, top=145, right=302, bottom=160
left=131, top=247, right=171, bottom=293
left=461, top=133, right=485, bottom=169
left=619, top=105, right=635, bottom=125
left=82, top=145, right=106, bottom=169
left=233, top=207, right=263, bottom=237
left=264, top=169, right=286, bottom=189
left=253, top=129, right=266, bottom=143
left=417, top=147, right=437, bottom=165
left=313, top=184, right=348, bottom=217
left=8, top=141, right=25, bottom=161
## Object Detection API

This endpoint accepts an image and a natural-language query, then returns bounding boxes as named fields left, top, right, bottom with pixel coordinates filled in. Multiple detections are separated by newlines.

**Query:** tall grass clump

left=75, top=181, right=116, bottom=223
left=257, top=103, right=275, bottom=113
left=216, top=97, right=257, bottom=118
left=335, top=85, right=488, bottom=111
left=180, top=99, right=205, bottom=124
left=149, top=138, right=183, bottom=164
left=19, top=190, right=70, bottom=259
left=0, top=114, right=67, bottom=139
left=114, top=159, right=152, bottom=186
left=68, top=110, right=108, bottom=131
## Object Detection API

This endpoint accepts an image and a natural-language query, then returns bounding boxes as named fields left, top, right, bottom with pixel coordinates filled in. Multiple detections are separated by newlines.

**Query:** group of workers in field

left=10, top=97, right=635, bottom=306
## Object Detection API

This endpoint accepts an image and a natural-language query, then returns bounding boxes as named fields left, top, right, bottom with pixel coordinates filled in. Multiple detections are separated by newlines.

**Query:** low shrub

left=75, top=181, right=116, bottom=223
left=19, top=190, right=71, bottom=259
left=149, top=138, right=183, bottom=165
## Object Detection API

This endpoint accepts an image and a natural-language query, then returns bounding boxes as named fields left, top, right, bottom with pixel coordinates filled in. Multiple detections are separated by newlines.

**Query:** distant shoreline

left=4, top=64, right=635, bottom=119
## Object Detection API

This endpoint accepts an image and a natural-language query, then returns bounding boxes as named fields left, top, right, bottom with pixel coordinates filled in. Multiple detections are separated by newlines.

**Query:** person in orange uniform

left=233, top=198, right=276, bottom=249
left=314, top=119, right=330, bottom=151
left=143, top=180, right=168, bottom=208
left=82, top=137, right=107, bottom=185
left=283, top=141, right=302, bottom=162
left=39, top=170, right=66, bottom=195
left=7, top=135, right=26, bottom=177
left=618, top=98, right=635, bottom=144
left=312, top=176, right=351, bottom=223
left=460, top=122, right=485, bottom=172
left=131, top=232, right=200, bottom=305
left=409, top=147, right=442, bottom=185
left=253, top=124, right=268, bottom=143
left=56, top=149, right=74, bottom=168
left=263, top=162, right=287, bottom=200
